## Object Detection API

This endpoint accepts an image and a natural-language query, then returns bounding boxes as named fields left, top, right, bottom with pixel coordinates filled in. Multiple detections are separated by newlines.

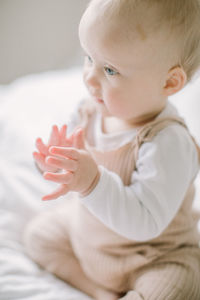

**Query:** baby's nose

left=84, top=68, right=100, bottom=90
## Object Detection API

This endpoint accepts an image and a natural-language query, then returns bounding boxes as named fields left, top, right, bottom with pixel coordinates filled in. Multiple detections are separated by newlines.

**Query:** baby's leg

left=119, top=248, right=200, bottom=300
left=23, top=205, right=118, bottom=300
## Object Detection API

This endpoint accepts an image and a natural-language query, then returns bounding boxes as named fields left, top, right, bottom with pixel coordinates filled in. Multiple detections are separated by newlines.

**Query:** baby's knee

left=23, top=217, right=42, bottom=255
left=23, top=213, right=55, bottom=265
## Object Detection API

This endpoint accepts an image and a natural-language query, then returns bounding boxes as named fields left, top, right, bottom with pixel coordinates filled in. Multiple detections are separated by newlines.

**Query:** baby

left=24, top=0, right=200, bottom=299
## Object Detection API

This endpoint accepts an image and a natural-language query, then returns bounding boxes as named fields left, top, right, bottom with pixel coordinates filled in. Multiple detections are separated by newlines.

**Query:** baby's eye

left=104, top=67, right=118, bottom=76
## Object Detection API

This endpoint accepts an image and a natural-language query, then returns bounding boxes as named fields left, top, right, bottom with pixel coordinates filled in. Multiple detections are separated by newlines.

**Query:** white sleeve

left=81, top=125, right=199, bottom=241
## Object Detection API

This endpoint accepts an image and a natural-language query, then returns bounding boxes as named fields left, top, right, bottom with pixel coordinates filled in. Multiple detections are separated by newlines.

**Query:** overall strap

left=133, top=116, right=188, bottom=162
left=78, top=99, right=200, bottom=165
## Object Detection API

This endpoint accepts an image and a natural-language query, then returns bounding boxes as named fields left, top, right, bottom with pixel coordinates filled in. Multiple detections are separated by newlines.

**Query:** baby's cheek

left=106, top=90, right=123, bottom=111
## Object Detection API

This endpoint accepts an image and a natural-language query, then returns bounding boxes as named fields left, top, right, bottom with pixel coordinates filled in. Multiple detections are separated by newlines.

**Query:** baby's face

left=79, top=6, right=174, bottom=126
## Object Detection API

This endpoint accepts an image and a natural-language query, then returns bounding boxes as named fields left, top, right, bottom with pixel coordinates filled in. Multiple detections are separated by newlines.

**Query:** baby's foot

left=95, top=288, right=119, bottom=300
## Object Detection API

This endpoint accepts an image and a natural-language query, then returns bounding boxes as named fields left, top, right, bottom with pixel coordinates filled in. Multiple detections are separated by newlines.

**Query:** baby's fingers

left=42, top=184, right=69, bottom=201
left=33, top=152, right=58, bottom=172
left=48, top=125, right=59, bottom=145
left=33, top=151, right=45, bottom=165
left=73, top=128, right=85, bottom=149
left=36, top=138, right=49, bottom=155
left=43, top=171, right=73, bottom=184
left=46, top=156, right=77, bottom=172
left=59, top=124, right=67, bottom=144
left=60, top=125, right=75, bottom=147
left=49, top=146, right=79, bottom=160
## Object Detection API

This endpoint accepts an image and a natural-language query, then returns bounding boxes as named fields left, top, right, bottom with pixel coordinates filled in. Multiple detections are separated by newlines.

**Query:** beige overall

left=24, top=104, right=200, bottom=299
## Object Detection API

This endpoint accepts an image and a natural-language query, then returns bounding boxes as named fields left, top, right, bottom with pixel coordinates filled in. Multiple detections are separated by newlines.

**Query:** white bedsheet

left=0, top=68, right=91, bottom=300
left=0, top=67, right=199, bottom=300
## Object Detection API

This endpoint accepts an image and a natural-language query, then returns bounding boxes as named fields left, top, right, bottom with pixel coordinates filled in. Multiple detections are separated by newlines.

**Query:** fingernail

left=42, top=197, right=48, bottom=201
left=49, top=146, right=55, bottom=153
left=43, top=172, right=50, bottom=179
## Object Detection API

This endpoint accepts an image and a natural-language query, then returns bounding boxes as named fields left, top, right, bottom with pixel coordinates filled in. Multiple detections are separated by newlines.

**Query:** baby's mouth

left=96, top=98, right=104, bottom=104
left=90, top=93, right=104, bottom=104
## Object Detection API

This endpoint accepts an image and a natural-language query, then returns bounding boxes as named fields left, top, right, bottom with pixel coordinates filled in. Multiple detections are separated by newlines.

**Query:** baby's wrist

left=80, top=168, right=101, bottom=197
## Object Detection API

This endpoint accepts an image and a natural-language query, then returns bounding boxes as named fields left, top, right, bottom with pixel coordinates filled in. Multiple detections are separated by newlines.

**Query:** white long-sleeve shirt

left=68, top=101, right=199, bottom=241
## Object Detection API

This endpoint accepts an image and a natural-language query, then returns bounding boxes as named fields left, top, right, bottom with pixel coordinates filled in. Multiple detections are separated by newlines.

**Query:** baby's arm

left=79, top=126, right=199, bottom=241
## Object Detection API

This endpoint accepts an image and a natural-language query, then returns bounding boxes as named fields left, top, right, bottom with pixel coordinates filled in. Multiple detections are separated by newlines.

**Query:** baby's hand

left=42, top=128, right=100, bottom=201
left=33, top=124, right=73, bottom=173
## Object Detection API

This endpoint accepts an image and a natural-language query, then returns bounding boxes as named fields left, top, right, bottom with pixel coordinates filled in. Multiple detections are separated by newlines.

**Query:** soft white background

left=0, top=0, right=88, bottom=84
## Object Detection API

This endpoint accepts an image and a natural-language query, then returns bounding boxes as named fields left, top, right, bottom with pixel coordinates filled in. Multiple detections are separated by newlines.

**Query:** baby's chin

left=95, top=102, right=111, bottom=117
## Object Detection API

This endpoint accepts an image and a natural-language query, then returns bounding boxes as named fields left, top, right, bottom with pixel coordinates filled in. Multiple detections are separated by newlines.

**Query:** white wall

left=0, top=0, right=88, bottom=84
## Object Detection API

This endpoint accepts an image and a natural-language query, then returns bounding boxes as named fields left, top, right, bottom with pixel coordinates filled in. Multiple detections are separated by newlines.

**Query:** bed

left=0, top=67, right=200, bottom=300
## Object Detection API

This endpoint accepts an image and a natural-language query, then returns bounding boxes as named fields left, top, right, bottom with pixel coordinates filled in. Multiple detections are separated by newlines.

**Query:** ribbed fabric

left=24, top=100, right=200, bottom=299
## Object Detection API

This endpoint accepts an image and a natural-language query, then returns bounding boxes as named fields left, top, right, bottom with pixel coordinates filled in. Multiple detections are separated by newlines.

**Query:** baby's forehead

left=80, top=0, right=163, bottom=44
left=80, top=3, right=142, bottom=44
left=80, top=6, right=178, bottom=75
left=80, top=16, right=172, bottom=71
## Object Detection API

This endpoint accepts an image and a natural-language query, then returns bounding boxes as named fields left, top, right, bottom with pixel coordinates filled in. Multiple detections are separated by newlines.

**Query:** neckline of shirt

left=91, top=101, right=179, bottom=151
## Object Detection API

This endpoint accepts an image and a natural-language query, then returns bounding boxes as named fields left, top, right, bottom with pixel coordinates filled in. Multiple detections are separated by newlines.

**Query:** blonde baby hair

left=87, top=0, right=200, bottom=81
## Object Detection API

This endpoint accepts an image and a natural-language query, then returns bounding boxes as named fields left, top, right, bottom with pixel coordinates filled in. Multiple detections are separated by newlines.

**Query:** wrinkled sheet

left=0, top=68, right=199, bottom=300
left=0, top=68, right=91, bottom=300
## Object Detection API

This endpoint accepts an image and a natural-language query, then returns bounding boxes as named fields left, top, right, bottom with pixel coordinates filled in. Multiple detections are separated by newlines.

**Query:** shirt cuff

left=80, top=165, right=106, bottom=204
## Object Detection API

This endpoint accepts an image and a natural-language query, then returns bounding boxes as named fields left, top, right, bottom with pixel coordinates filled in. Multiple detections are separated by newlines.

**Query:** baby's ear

left=163, top=66, right=187, bottom=96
